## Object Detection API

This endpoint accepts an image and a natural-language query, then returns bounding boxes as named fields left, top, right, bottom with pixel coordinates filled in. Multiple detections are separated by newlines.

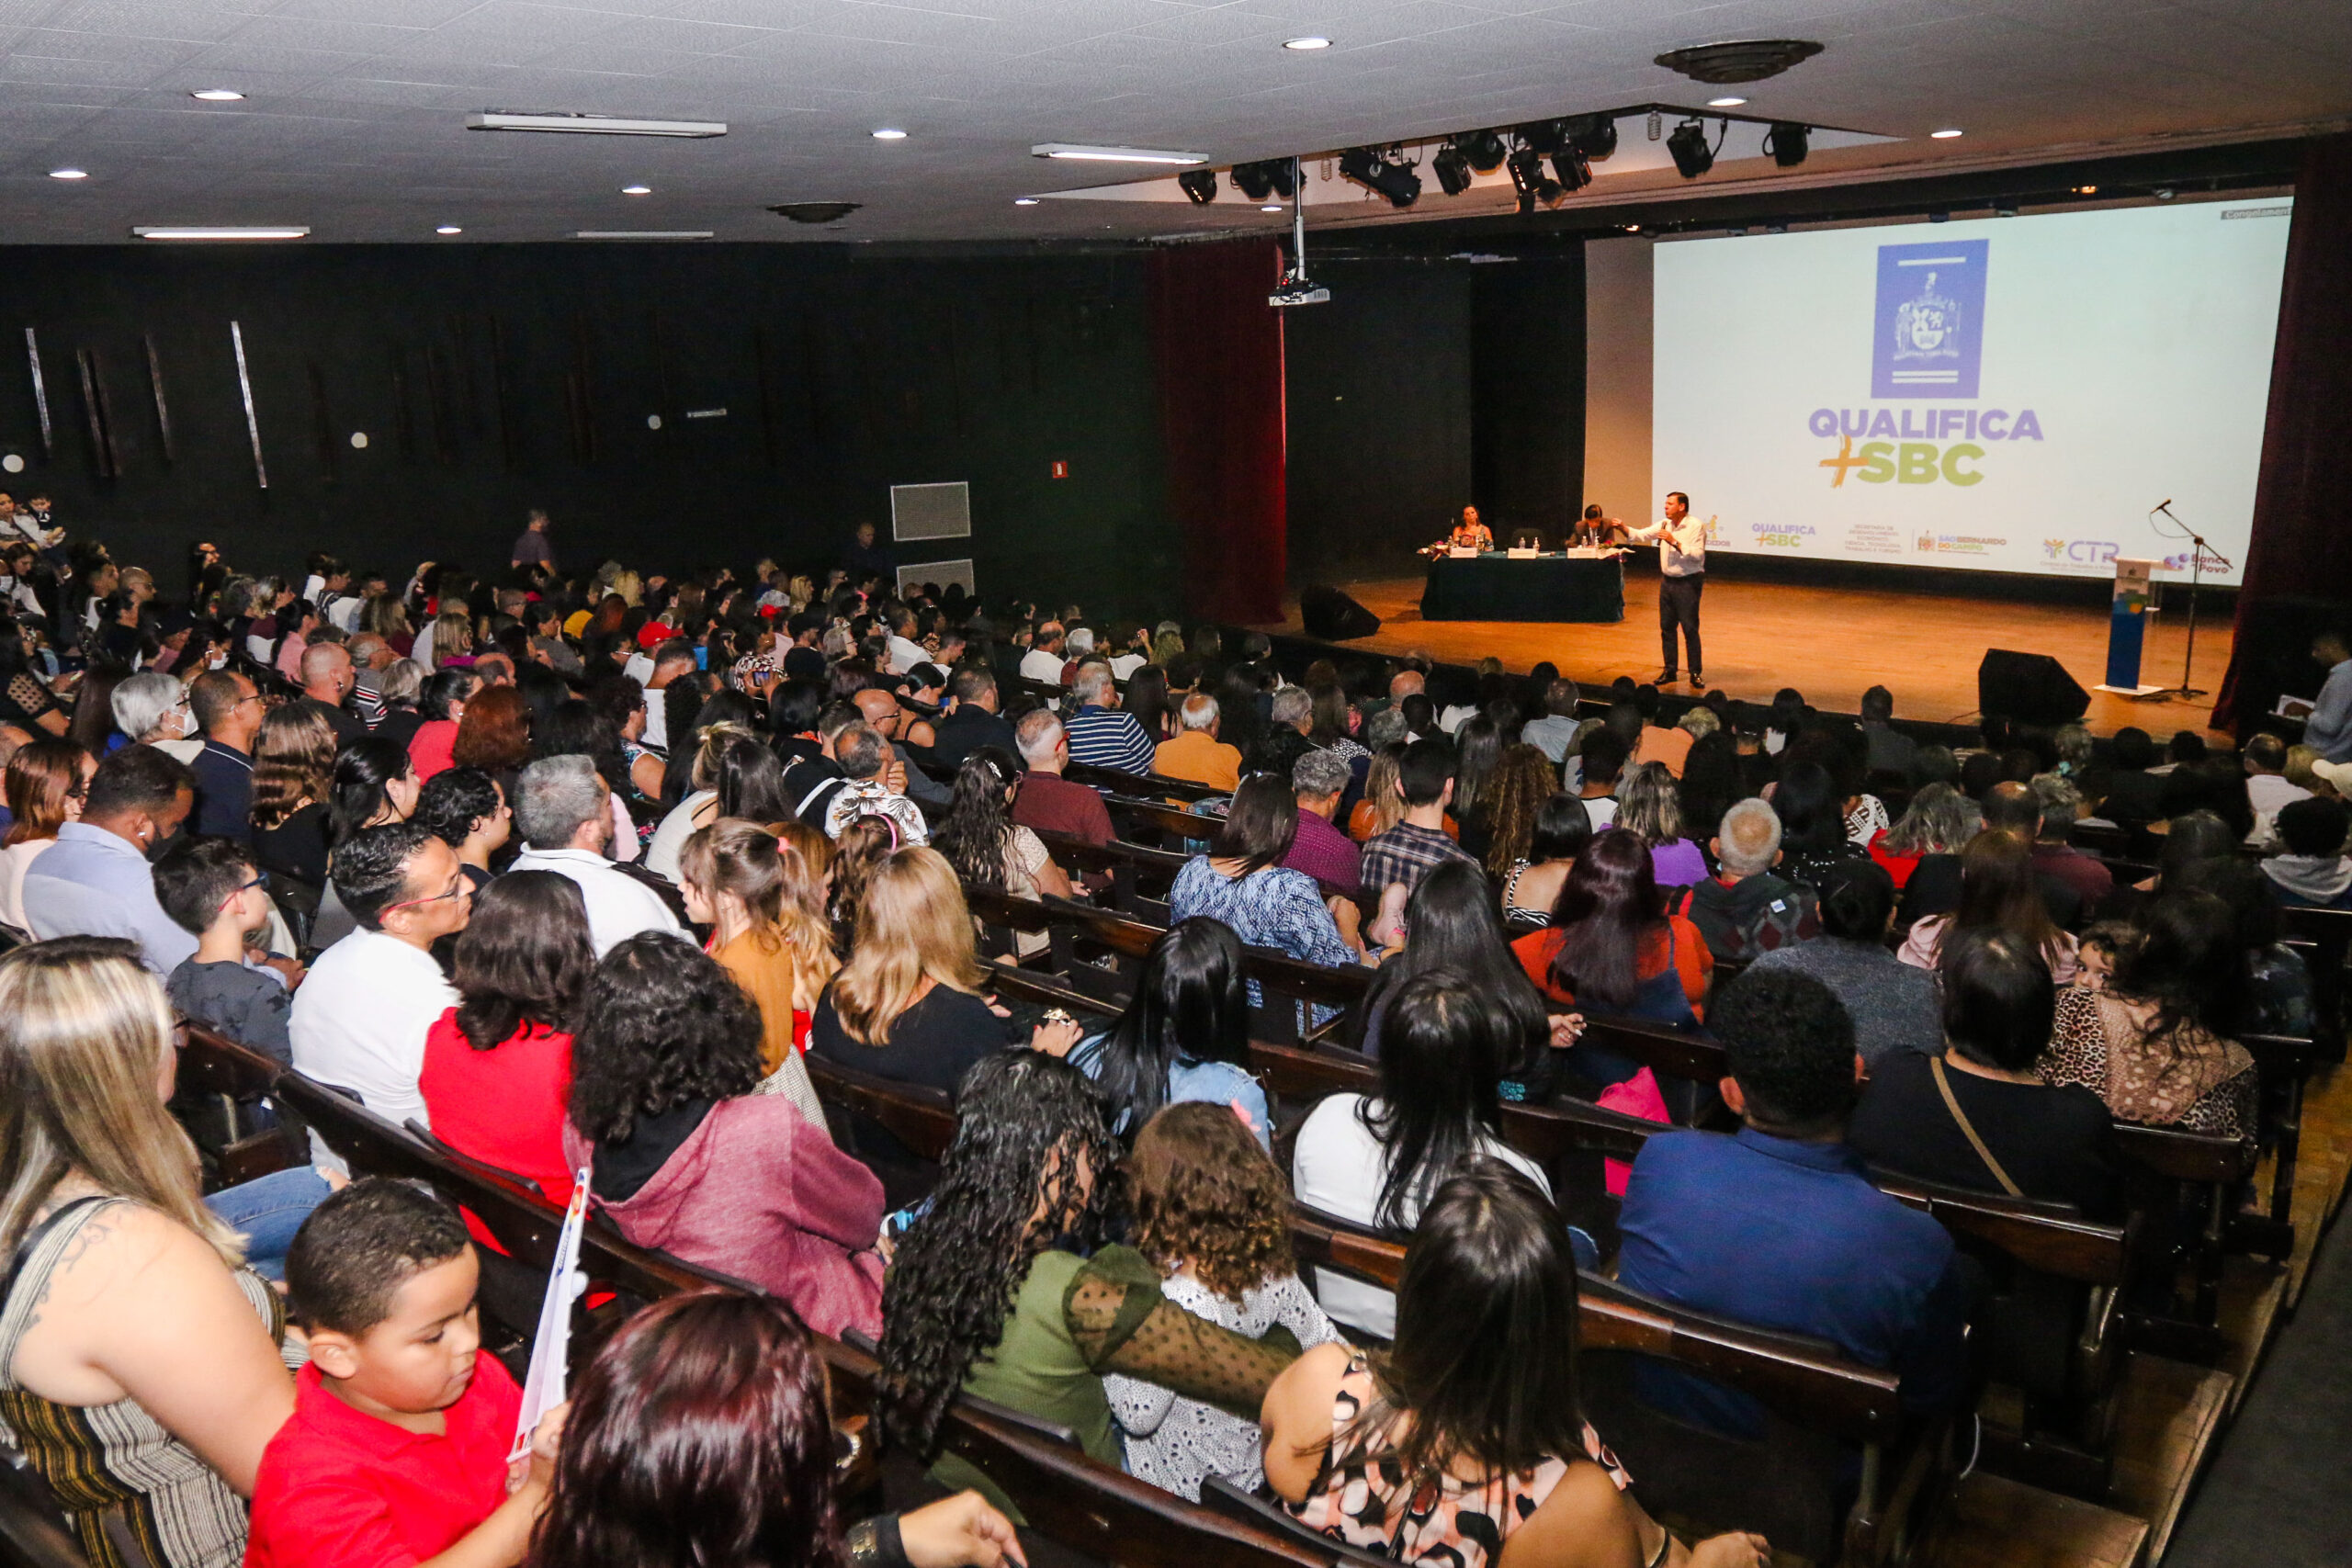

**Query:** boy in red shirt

left=246, top=1179, right=563, bottom=1568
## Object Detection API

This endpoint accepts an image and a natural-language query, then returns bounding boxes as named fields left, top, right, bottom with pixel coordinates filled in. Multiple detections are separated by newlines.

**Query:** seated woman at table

left=1448, top=505, right=1493, bottom=551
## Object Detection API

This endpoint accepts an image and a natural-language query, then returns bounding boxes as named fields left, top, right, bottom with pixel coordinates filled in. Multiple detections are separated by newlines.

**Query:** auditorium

left=0, top=7, right=2347, bottom=1568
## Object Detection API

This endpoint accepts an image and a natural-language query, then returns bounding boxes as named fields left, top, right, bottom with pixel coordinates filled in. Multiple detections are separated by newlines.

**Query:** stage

left=1269, top=573, right=2237, bottom=740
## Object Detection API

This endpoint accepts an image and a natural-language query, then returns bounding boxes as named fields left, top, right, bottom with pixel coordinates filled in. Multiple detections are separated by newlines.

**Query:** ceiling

left=0, top=0, right=2346, bottom=245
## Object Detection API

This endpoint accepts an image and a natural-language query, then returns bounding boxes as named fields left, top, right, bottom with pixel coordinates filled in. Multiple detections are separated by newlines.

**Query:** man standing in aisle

left=1627, top=491, right=1707, bottom=691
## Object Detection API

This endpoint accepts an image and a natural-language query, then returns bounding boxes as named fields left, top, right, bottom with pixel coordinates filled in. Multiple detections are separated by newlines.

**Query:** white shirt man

left=1019, top=624, right=1069, bottom=685
left=508, top=754, right=684, bottom=953
left=290, top=826, right=469, bottom=1167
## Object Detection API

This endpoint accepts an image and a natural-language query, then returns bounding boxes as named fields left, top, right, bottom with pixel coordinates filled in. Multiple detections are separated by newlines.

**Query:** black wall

left=0, top=243, right=1178, bottom=613
left=1283, top=252, right=1584, bottom=589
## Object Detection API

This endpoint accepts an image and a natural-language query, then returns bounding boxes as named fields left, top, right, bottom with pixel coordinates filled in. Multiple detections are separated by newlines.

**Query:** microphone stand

left=2151, top=502, right=2229, bottom=701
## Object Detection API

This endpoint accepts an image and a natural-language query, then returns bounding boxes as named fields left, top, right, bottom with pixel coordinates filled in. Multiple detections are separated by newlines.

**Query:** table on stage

left=1419, top=550, right=1625, bottom=623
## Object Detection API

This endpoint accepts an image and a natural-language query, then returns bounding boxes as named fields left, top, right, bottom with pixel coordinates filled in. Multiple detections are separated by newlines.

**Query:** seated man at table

left=1615, top=967, right=1970, bottom=1439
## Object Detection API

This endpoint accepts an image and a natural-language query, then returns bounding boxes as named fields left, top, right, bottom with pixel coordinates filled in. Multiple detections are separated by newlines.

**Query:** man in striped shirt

left=1062, top=661, right=1156, bottom=776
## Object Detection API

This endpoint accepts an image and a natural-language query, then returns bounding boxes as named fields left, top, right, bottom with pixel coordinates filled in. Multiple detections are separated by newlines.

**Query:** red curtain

left=1148, top=242, right=1287, bottom=625
left=2214, top=134, right=2352, bottom=730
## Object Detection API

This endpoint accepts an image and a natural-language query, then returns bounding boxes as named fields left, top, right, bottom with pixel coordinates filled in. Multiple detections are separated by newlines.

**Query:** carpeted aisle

left=2165, top=1213, right=2352, bottom=1566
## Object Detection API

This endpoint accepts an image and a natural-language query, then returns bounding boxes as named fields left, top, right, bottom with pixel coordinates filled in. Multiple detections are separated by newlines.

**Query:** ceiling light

left=191, top=88, right=244, bottom=102
left=132, top=226, right=310, bottom=240
left=1338, top=147, right=1420, bottom=209
left=1230, top=159, right=1297, bottom=202
left=435, top=225, right=462, bottom=234
left=1506, top=148, right=1562, bottom=212
left=1655, top=39, right=1825, bottom=85
left=1708, top=96, right=1747, bottom=107
left=1459, top=130, right=1509, bottom=172
left=621, top=185, right=651, bottom=195
left=1762, top=121, right=1809, bottom=167
left=871, top=128, right=907, bottom=141
left=1549, top=147, right=1592, bottom=192
left=573, top=231, right=712, bottom=240
left=48, top=168, right=86, bottom=180
left=1031, top=142, right=1206, bottom=165
left=1431, top=142, right=1474, bottom=197
left=467, top=111, right=724, bottom=138
left=2075, top=185, right=2098, bottom=195
left=1567, top=115, right=1618, bottom=162
left=1012, top=197, right=1039, bottom=206
left=768, top=202, right=860, bottom=224
left=1929, top=128, right=1964, bottom=139
left=1261, top=203, right=1283, bottom=213
left=1283, top=36, right=1330, bottom=50
left=1176, top=168, right=1218, bottom=204
left=1666, top=118, right=1717, bottom=178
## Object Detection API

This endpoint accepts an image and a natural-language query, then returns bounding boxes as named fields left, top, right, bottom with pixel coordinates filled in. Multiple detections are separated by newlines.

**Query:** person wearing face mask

left=110, top=671, right=206, bottom=763
left=24, top=744, right=199, bottom=974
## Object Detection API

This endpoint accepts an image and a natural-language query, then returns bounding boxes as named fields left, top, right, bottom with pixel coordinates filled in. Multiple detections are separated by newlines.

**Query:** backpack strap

left=1928, top=1056, right=2025, bottom=1198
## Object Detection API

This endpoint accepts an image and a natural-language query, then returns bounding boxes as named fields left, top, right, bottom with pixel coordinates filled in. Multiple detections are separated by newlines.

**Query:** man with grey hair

left=1249, top=684, right=1318, bottom=783
left=1064, top=660, right=1156, bottom=776
left=1155, top=694, right=1241, bottom=791
left=1282, top=747, right=1362, bottom=896
left=1521, top=679, right=1583, bottom=763
left=821, top=720, right=930, bottom=845
left=1673, top=797, right=1819, bottom=963
left=110, top=671, right=203, bottom=762
left=347, top=631, right=395, bottom=727
left=509, top=754, right=684, bottom=953
left=1387, top=668, right=1426, bottom=703
left=1011, top=707, right=1114, bottom=869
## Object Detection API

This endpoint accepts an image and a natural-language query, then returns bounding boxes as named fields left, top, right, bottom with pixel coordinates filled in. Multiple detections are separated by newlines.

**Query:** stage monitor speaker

left=1301, top=584, right=1382, bottom=641
left=1978, top=649, right=2089, bottom=728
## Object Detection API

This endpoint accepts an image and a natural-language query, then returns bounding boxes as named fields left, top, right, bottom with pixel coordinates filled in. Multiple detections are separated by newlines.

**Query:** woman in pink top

left=417, top=871, right=594, bottom=1239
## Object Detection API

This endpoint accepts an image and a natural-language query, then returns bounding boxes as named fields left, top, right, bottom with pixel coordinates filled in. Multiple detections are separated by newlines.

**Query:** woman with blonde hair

left=249, top=703, right=338, bottom=893
left=420, top=605, right=473, bottom=673
left=0, top=739, right=92, bottom=931
left=1349, top=744, right=1408, bottom=844
left=809, top=847, right=1077, bottom=1089
left=680, top=819, right=837, bottom=1131
left=1615, top=760, right=1707, bottom=888
left=0, top=939, right=314, bottom=1568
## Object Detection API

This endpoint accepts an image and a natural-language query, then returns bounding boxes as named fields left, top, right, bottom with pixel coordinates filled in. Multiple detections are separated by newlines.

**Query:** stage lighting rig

left=1549, top=146, right=1592, bottom=192
left=1177, top=167, right=1219, bottom=204
left=1515, top=118, right=1570, bottom=154
left=1459, top=130, right=1509, bottom=172
left=1762, top=121, right=1809, bottom=167
left=1431, top=141, right=1476, bottom=197
left=1666, top=118, right=1721, bottom=179
left=1229, top=158, right=1297, bottom=203
left=1339, top=146, right=1421, bottom=209
left=1567, top=113, right=1618, bottom=162
left=1506, top=146, right=1564, bottom=212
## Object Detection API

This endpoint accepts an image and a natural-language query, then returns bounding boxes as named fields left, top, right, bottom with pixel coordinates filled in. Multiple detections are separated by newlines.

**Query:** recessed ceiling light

left=871, top=128, right=907, bottom=141
left=1283, top=36, right=1330, bottom=50
left=132, top=226, right=310, bottom=241
left=1012, top=197, right=1039, bottom=205
left=49, top=168, right=87, bottom=180
left=621, top=185, right=651, bottom=195
left=1031, top=142, right=1207, bottom=165
left=1929, top=128, right=1964, bottom=139
left=1261, top=203, right=1283, bottom=212
left=573, top=231, right=712, bottom=240
left=1707, top=96, right=1747, bottom=107
left=467, top=111, right=724, bottom=138
left=191, top=88, right=244, bottom=102
left=2075, top=184, right=2098, bottom=195
left=436, top=225, right=462, bottom=234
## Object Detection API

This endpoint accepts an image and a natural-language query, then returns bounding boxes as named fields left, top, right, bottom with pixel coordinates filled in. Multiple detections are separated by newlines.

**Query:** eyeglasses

left=385, top=876, right=469, bottom=914
left=217, top=874, right=266, bottom=915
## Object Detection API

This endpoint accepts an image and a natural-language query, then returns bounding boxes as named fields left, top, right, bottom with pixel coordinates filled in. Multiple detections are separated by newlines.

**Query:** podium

left=2095, top=558, right=2163, bottom=696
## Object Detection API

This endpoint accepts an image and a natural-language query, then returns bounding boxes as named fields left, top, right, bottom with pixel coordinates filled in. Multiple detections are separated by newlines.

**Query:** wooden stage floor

left=1268, top=573, right=2237, bottom=739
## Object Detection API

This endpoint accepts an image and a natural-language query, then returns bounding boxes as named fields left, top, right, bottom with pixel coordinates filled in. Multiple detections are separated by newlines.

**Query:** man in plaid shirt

left=1360, top=739, right=1474, bottom=900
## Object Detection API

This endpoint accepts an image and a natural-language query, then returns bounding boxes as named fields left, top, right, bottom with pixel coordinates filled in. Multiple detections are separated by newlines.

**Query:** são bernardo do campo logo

left=1812, top=238, right=2042, bottom=489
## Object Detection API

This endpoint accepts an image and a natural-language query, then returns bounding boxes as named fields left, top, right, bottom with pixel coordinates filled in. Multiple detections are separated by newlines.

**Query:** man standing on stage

left=1627, top=491, right=1707, bottom=690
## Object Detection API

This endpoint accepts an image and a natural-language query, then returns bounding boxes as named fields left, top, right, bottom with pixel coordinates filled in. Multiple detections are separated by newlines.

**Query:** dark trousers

left=1659, top=572, right=1703, bottom=675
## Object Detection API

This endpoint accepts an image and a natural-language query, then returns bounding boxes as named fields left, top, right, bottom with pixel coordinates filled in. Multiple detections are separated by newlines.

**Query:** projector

left=1268, top=278, right=1330, bottom=308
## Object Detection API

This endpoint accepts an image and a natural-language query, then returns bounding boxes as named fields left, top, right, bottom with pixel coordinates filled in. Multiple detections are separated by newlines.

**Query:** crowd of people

left=2, top=505, right=2347, bottom=1568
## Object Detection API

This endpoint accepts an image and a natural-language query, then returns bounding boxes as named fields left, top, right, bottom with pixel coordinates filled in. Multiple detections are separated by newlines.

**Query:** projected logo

left=1873, top=239, right=1989, bottom=399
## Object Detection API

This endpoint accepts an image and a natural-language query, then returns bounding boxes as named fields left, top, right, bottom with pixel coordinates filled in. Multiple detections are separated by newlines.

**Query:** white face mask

left=207, top=652, right=228, bottom=671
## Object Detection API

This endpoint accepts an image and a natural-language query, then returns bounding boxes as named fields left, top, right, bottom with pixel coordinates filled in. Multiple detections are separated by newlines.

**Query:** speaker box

left=1978, top=649, right=2090, bottom=728
left=1300, top=584, right=1382, bottom=641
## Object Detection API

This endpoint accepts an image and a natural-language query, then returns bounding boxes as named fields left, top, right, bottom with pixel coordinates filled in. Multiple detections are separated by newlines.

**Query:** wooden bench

left=2280, top=904, right=2350, bottom=1061
left=1031, top=829, right=1186, bottom=924
left=1066, top=761, right=1226, bottom=806
left=175, top=1025, right=308, bottom=1188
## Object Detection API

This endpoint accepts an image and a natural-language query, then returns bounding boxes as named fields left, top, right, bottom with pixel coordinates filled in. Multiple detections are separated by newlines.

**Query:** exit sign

left=1050, top=459, right=1069, bottom=479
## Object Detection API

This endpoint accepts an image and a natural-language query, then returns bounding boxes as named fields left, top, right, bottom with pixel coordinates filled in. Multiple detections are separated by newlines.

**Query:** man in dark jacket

left=1677, top=798, right=1820, bottom=963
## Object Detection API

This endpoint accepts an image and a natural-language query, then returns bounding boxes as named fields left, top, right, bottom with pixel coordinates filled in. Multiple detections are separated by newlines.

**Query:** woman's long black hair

left=1091, top=917, right=1251, bottom=1136
left=327, top=735, right=413, bottom=846
left=1358, top=861, right=1548, bottom=1082
left=879, top=1052, right=1119, bottom=1457
left=1361, top=968, right=1519, bottom=1231
left=453, top=871, right=594, bottom=1050
left=933, top=746, right=1020, bottom=894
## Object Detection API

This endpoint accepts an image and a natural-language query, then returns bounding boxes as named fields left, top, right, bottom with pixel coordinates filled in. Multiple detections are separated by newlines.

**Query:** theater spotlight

left=1177, top=167, right=1219, bottom=204
left=1506, top=147, right=1563, bottom=212
left=1229, top=157, right=1296, bottom=203
left=1761, top=121, right=1809, bottom=167
left=1516, top=118, right=1571, bottom=154
left=1549, top=146, right=1592, bottom=192
left=1459, top=130, right=1509, bottom=172
left=1568, top=113, right=1618, bottom=162
left=1431, top=141, right=1476, bottom=197
left=1666, top=118, right=1717, bottom=178
left=1338, top=146, right=1421, bottom=209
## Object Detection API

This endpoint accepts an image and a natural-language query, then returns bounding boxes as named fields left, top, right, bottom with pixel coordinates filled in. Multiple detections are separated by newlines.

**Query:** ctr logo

left=1818, top=435, right=1983, bottom=488
left=2042, top=539, right=2119, bottom=564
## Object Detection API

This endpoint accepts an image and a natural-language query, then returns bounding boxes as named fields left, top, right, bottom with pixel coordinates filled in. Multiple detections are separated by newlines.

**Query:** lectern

left=2096, top=557, right=2163, bottom=697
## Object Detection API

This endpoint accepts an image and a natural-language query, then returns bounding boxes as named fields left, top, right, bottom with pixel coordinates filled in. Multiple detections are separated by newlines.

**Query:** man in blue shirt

left=1616, top=967, right=1970, bottom=1438
left=1062, top=662, right=1157, bottom=777
left=2301, top=628, right=2352, bottom=763
left=26, top=744, right=199, bottom=976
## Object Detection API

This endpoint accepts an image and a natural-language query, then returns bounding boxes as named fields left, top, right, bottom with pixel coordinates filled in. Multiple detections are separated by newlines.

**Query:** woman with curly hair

left=932, top=746, right=1075, bottom=950
left=564, top=934, right=885, bottom=1338
left=1479, top=743, right=1560, bottom=882
left=526, top=1291, right=1023, bottom=1568
left=878, top=1052, right=1303, bottom=1504
left=1869, top=780, right=1975, bottom=891
left=679, top=818, right=834, bottom=1131
left=1104, top=1101, right=1340, bottom=1500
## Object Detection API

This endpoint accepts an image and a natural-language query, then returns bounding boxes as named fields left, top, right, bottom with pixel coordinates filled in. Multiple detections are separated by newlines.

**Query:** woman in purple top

left=1616, top=761, right=1709, bottom=889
